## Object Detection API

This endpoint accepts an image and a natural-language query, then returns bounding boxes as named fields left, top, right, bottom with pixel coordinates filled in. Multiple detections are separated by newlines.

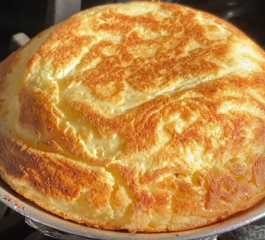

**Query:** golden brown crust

left=1, top=1, right=265, bottom=233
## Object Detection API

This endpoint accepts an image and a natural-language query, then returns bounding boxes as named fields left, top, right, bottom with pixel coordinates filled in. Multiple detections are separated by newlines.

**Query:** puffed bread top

left=1, top=1, right=265, bottom=233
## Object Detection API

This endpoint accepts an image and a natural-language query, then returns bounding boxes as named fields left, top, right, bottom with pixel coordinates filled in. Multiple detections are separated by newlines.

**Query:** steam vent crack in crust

left=1, top=1, right=265, bottom=233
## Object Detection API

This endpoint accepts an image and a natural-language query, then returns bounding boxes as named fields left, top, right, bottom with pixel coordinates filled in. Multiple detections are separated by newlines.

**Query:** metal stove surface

left=1, top=0, right=265, bottom=239
left=0, top=201, right=51, bottom=240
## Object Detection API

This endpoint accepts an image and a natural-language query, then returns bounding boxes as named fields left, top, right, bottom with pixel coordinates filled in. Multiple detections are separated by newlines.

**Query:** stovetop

left=1, top=0, right=265, bottom=239
left=0, top=202, right=51, bottom=240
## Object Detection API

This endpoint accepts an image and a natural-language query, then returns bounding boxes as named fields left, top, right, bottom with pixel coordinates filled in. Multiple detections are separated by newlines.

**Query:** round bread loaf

left=1, top=1, right=265, bottom=233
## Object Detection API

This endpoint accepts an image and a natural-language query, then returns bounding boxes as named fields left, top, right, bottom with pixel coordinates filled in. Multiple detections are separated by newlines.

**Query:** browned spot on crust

left=0, top=134, right=112, bottom=202
left=206, top=170, right=253, bottom=211
left=18, top=88, right=49, bottom=138
left=27, top=18, right=94, bottom=72
left=14, top=200, right=26, bottom=210
left=4, top=195, right=12, bottom=201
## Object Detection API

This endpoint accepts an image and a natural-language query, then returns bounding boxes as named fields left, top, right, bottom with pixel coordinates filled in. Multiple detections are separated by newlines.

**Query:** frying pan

left=2, top=10, right=265, bottom=240
left=1, top=177, right=265, bottom=240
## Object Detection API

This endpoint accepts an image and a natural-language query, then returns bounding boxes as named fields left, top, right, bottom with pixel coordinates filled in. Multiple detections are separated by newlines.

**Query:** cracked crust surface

left=1, top=1, right=265, bottom=233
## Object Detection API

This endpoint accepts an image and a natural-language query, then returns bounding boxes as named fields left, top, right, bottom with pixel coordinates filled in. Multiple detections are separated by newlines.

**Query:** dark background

left=0, top=0, right=106, bottom=61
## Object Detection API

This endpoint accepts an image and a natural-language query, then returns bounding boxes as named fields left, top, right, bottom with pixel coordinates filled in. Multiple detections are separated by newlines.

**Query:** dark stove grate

left=0, top=202, right=51, bottom=240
